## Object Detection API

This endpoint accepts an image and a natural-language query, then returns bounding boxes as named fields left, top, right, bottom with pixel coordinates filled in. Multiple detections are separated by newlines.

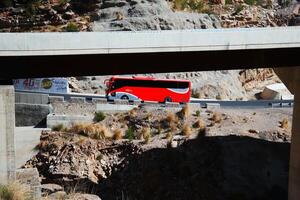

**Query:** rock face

left=92, top=0, right=221, bottom=31
left=69, top=69, right=280, bottom=100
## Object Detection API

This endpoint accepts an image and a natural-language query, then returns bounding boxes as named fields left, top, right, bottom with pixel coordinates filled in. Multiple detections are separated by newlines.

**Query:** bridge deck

left=0, top=27, right=300, bottom=78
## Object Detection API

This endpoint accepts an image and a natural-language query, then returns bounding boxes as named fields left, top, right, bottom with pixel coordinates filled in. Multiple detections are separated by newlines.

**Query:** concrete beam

left=0, top=85, right=16, bottom=184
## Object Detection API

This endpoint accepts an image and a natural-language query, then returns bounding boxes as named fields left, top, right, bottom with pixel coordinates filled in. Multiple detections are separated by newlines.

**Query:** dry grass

left=178, top=104, right=190, bottom=119
left=0, top=181, right=31, bottom=200
left=52, top=123, right=66, bottom=132
left=68, top=123, right=112, bottom=139
left=113, top=129, right=123, bottom=140
left=140, top=127, right=151, bottom=143
left=35, top=140, right=49, bottom=150
left=128, top=107, right=138, bottom=117
left=182, top=123, right=192, bottom=137
left=76, top=136, right=87, bottom=145
left=166, top=112, right=178, bottom=123
left=280, top=118, right=289, bottom=129
left=194, top=119, right=206, bottom=131
left=165, top=132, right=173, bottom=140
left=211, top=112, right=222, bottom=123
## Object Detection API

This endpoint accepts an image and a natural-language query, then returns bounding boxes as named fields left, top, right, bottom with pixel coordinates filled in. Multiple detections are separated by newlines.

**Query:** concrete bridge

left=1, top=27, right=300, bottom=200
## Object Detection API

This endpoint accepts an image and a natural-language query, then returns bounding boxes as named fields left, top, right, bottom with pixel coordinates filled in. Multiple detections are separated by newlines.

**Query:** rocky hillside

left=0, top=0, right=294, bottom=32
left=69, top=68, right=281, bottom=100
left=24, top=106, right=292, bottom=199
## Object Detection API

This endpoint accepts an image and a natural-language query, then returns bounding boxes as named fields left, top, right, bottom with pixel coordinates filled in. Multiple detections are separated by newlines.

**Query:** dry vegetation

left=212, top=112, right=222, bottom=123
left=113, top=129, right=123, bottom=140
left=0, top=182, right=31, bottom=200
left=280, top=118, right=289, bottom=130
left=182, top=123, right=192, bottom=137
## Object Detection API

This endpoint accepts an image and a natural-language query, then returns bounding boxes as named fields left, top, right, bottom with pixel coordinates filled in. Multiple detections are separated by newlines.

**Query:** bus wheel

left=164, top=97, right=172, bottom=103
left=121, top=95, right=129, bottom=100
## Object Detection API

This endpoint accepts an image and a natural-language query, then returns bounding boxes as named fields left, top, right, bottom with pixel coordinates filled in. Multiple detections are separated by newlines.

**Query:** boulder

left=260, top=83, right=293, bottom=100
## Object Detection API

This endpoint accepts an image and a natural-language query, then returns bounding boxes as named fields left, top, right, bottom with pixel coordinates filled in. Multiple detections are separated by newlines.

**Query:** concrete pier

left=0, top=85, right=16, bottom=184
left=288, top=69, right=300, bottom=200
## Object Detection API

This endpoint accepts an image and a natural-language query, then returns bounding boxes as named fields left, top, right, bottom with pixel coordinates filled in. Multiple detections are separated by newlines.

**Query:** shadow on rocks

left=96, top=135, right=290, bottom=200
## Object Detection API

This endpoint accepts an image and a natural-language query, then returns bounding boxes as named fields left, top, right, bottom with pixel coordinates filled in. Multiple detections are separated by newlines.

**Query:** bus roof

left=110, top=76, right=191, bottom=83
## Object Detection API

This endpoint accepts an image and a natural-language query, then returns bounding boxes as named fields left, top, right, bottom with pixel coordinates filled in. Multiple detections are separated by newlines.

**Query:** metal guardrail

left=15, top=90, right=294, bottom=109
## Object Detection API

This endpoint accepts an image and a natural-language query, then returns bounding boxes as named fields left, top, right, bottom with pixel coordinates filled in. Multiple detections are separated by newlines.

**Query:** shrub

left=174, top=0, right=209, bottom=13
left=113, top=129, right=123, bottom=140
left=182, top=123, right=192, bottom=137
left=280, top=118, right=289, bottom=129
left=234, top=4, right=244, bottom=13
left=194, top=119, right=206, bottom=130
left=165, top=132, right=173, bottom=140
left=65, top=22, right=79, bottom=32
left=0, top=182, right=31, bottom=200
left=141, top=127, right=151, bottom=143
left=212, top=112, right=222, bottom=123
left=52, top=123, right=65, bottom=131
left=178, top=104, right=190, bottom=119
left=195, top=110, right=201, bottom=117
left=94, top=111, right=106, bottom=122
left=125, top=127, right=135, bottom=140
left=166, top=112, right=177, bottom=123
left=69, top=123, right=112, bottom=139
left=129, top=107, right=138, bottom=117
left=244, top=0, right=255, bottom=5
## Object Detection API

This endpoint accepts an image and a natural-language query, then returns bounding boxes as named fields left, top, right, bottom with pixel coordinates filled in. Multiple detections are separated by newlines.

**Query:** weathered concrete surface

left=15, top=126, right=49, bottom=168
left=15, top=103, right=52, bottom=127
left=15, top=92, right=49, bottom=104
left=16, top=168, right=41, bottom=199
left=47, top=114, right=93, bottom=128
left=0, top=85, right=16, bottom=184
left=96, top=103, right=138, bottom=113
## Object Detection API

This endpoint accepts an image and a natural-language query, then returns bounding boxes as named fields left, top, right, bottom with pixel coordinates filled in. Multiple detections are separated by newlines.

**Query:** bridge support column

left=274, top=67, right=300, bottom=200
left=0, top=84, right=16, bottom=184
left=289, top=69, right=300, bottom=200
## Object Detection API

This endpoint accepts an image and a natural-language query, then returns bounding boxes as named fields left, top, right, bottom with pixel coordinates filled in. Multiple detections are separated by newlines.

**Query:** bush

left=125, top=127, right=135, bottom=140
left=65, top=22, right=79, bottom=32
left=280, top=118, right=289, bottom=129
left=173, top=0, right=210, bottom=13
left=212, top=112, right=222, bottom=123
left=195, top=110, right=201, bottom=117
left=0, top=182, right=31, bottom=200
left=113, top=129, right=123, bottom=140
left=94, top=111, right=106, bottom=122
left=69, top=123, right=112, bottom=139
left=52, top=123, right=65, bottom=131
left=182, top=123, right=192, bottom=137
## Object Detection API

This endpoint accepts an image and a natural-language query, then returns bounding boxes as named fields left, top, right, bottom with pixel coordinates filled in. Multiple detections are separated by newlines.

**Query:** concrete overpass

left=1, top=27, right=300, bottom=200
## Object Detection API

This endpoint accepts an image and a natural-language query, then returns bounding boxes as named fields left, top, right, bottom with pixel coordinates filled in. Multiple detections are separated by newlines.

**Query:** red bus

left=104, top=76, right=191, bottom=103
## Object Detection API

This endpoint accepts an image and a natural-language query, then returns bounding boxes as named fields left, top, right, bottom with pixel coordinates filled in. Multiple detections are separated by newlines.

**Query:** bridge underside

left=2, top=42, right=300, bottom=200
left=1, top=47, right=300, bottom=79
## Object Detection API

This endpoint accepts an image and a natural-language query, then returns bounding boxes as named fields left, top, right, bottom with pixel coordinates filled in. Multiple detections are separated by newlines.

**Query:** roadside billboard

left=13, top=78, right=69, bottom=94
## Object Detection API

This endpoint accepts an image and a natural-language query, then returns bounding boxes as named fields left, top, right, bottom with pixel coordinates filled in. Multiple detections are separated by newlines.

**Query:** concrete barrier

left=206, top=103, right=221, bottom=109
left=96, top=103, right=138, bottom=113
left=49, top=96, right=64, bottom=103
left=15, top=103, right=52, bottom=127
left=70, top=97, right=85, bottom=103
left=47, top=114, right=93, bottom=128
left=15, top=92, right=49, bottom=104
left=92, top=98, right=108, bottom=104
